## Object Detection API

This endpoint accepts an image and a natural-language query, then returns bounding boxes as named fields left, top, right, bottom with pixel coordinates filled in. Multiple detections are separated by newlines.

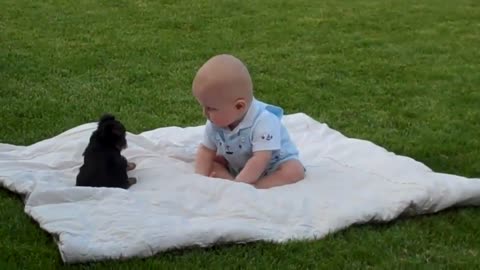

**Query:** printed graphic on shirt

left=261, top=133, right=273, bottom=141
left=225, top=144, right=233, bottom=155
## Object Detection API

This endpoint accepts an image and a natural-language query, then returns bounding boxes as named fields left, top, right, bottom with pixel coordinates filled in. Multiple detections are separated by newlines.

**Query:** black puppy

left=76, top=114, right=137, bottom=189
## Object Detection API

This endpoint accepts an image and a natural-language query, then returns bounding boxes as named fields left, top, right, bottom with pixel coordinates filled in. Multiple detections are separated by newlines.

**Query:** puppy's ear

left=99, top=114, right=115, bottom=124
left=97, top=114, right=116, bottom=140
left=111, top=125, right=125, bottom=137
left=97, top=122, right=114, bottom=141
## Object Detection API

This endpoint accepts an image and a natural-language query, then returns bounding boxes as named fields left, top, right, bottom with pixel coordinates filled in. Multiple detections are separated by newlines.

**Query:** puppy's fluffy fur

left=76, top=114, right=136, bottom=189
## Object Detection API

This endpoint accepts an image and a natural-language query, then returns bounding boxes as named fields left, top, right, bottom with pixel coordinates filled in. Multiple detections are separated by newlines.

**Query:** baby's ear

left=235, top=99, right=247, bottom=110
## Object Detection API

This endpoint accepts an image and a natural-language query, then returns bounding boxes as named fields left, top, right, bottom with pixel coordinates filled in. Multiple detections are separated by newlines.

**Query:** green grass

left=1, top=0, right=480, bottom=268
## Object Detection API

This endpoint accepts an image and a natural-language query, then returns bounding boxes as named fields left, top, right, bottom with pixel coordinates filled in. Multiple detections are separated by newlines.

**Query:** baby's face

left=194, top=91, right=242, bottom=128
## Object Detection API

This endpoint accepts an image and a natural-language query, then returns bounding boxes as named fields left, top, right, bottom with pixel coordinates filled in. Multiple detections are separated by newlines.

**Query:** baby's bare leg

left=210, top=161, right=235, bottom=180
left=253, top=159, right=305, bottom=189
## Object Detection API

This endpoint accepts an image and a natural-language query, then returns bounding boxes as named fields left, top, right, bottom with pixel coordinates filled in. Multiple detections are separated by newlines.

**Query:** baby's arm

left=194, top=121, right=217, bottom=176
left=235, top=150, right=272, bottom=184
left=195, top=145, right=216, bottom=176
left=235, top=112, right=281, bottom=184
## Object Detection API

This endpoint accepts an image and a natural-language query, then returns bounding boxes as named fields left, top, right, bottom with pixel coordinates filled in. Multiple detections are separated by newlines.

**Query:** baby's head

left=192, top=54, right=253, bottom=129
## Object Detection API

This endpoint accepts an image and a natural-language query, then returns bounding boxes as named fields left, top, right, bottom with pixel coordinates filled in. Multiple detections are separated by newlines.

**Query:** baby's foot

left=209, top=170, right=234, bottom=180
left=214, top=155, right=228, bottom=167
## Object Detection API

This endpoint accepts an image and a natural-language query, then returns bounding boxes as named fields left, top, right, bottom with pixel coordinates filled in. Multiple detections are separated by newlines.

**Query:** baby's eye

left=206, top=107, right=217, bottom=111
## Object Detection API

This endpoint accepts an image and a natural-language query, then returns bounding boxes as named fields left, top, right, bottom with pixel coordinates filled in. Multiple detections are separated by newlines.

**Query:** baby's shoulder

left=251, top=109, right=282, bottom=131
left=257, top=109, right=280, bottom=122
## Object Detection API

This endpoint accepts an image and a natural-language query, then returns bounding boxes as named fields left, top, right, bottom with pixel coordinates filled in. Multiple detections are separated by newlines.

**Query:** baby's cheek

left=211, top=115, right=224, bottom=125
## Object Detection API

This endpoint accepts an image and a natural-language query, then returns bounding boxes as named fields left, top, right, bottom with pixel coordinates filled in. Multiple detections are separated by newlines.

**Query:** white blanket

left=1, top=113, right=479, bottom=263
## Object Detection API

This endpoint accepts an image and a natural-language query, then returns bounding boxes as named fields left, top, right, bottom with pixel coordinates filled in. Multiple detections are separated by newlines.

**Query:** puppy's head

left=96, top=114, right=127, bottom=150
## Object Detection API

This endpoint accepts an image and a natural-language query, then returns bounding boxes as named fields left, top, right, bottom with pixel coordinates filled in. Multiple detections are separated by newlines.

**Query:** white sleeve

left=201, top=121, right=217, bottom=150
left=251, top=112, right=281, bottom=152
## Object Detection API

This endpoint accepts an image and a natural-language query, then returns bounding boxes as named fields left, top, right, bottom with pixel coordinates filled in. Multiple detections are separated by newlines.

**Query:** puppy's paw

left=127, top=162, right=136, bottom=171
left=127, top=177, right=137, bottom=186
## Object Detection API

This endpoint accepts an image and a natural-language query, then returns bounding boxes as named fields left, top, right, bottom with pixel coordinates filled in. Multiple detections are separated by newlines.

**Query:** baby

left=192, top=54, right=305, bottom=189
